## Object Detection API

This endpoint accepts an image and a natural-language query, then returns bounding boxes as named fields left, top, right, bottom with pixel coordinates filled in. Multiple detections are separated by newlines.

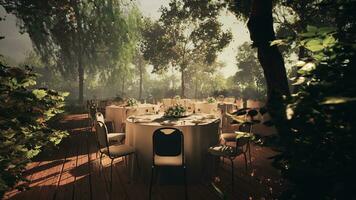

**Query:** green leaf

left=32, top=89, right=47, bottom=99
left=270, top=39, right=286, bottom=46
left=304, top=39, right=324, bottom=52
left=321, top=97, right=356, bottom=105
left=323, top=35, right=336, bottom=47
left=295, top=61, right=306, bottom=67
left=318, top=27, right=336, bottom=35
left=306, top=25, right=318, bottom=33
left=292, top=77, right=306, bottom=85
left=298, top=62, right=316, bottom=74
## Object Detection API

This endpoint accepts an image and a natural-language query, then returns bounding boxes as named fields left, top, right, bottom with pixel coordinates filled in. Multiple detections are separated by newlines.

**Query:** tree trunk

left=181, top=70, right=185, bottom=97
left=121, top=77, right=125, bottom=97
left=139, top=64, right=143, bottom=101
left=246, top=0, right=291, bottom=141
left=194, top=79, right=198, bottom=99
left=73, top=0, right=84, bottom=103
left=78, top=58, right=84, bottom=103
left=247, top=0, right=290, bottom=105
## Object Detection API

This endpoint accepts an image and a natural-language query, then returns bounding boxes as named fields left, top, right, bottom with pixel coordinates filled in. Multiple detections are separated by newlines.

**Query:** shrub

left=274, top=25, right=356, bottom=199
left=0, top=60, right=68, bottom=197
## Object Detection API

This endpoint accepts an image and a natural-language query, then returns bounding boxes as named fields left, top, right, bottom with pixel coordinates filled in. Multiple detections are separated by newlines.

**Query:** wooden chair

left=149, top=128, right=187, bottom=200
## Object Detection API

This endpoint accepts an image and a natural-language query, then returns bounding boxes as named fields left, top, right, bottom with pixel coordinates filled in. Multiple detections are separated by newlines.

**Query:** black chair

left=95, top=121, right=137, bottom=193
left=208, top=135, right=251, bottom=189
left=149, top=127, right=187, bottom=200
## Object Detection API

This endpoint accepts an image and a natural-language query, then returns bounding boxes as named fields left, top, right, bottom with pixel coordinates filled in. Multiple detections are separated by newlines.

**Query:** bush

left=0, top=60, right=68, bottom=197
left=274, top=25, right=356, bottom=199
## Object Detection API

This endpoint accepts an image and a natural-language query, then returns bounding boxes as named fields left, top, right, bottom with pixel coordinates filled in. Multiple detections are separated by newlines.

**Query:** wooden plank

left=88, top=133, right=109, bottom=200
left=73, top=132, right=91, bottom=200
left=54, top=134, right=80, bottom=200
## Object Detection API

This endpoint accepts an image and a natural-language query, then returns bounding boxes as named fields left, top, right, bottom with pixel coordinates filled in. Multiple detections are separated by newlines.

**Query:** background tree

left=232, top=42, right=266, bottom=99
left=141, top=0, right=232, bottom=97
left=1, top=0, right=140, bottom=103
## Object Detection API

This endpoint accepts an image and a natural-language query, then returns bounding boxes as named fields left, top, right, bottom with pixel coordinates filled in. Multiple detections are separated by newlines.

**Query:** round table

left=193, top=102, right=218, bottom=114
left=125, top=114, right=220, bottom=183
left=105, top=104, right=158, bottom=132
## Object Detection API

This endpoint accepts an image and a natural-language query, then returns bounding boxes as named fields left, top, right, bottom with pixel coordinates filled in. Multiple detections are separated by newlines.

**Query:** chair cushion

left=154, top=154, right=183, bottom=166
left=208, top=145, right=243, bottom=157
left=108, top=132, right=125, bottom=142
left=102, top=144, right=135, bottom=158
left=220, top=133, right=237, bottom=142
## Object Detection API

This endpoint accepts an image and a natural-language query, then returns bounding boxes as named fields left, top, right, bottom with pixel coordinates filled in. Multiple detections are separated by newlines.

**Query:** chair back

left=95, top=121, right=110, bottom=152
left=95, top=112, right=105, bottom=124
left=152, top=127, right=184, bottom=159
left=89, top=103, right=97, bottom=119
left=239, top=123, right=252, bottom=133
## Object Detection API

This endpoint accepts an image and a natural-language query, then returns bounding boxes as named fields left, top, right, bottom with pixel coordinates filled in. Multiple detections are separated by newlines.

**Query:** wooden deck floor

left=3, top=114, right=286, bottom=200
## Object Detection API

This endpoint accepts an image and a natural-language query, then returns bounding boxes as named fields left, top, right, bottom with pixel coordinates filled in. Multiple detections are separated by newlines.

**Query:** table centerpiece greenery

left=164, top=104, right=187, bottom=118
left=126, top=98, right=138, bottom=107
left=207, top=97, right=216, bottom=103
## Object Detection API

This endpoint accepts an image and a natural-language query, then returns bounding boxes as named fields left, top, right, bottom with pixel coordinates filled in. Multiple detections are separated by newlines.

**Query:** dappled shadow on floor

left=4, top=113, right=286, bottom=200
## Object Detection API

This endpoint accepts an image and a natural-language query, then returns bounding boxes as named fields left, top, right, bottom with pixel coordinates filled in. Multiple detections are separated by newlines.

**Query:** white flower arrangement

left=126, top=98, right=138, bottom=107
left=164, top=104, right=186, bottom=118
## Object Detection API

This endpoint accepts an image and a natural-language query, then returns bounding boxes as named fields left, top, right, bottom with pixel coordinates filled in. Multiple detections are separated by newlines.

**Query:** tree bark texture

left=181, top=70, right=185, bottom=97
left=246, top=0, right=291, bottom=141
left=139, top=64, right=143, bottom=100
left=73, top=0, right=84, bottom=103
left=247, top=0, right=290, bottom=106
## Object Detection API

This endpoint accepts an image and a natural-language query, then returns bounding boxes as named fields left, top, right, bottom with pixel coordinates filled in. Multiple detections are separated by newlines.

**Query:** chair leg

left=135, top=153, right=140, bottom=172
left=230, top=158, right=234, bottom=190
left=183, top=166, right=188, bottom=200
left=248, top=144, right=252, bottom=166
left=149, top=166, right=155, bottom=200
left=244, top=153, right=248, bottom=171
left=99, top=153, right=103, bottom=176
left=110, top=159, right=114, bottom=193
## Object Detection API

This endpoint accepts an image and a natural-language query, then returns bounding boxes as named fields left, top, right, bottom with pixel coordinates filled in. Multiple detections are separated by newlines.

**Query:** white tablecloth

left=126, top=114, right=220, bottom=182
left=105, top=104, right=158, bottom=132
left=194, top=102, right=218, bottom=114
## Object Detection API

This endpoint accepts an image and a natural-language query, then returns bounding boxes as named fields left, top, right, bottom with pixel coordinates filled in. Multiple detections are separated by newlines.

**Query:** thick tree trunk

left=78, top=58, right=84, bottom=103
left=181, top=70, right=185, bottom=97
left=73, top=0, right=84, bottom=103
left=139, top=65, right=143, bottom=100
left=121, top=78, right=125, bottom=97
left=247, top=0, right=291, bottom=141
left=247, top=0, right=290, bottom=105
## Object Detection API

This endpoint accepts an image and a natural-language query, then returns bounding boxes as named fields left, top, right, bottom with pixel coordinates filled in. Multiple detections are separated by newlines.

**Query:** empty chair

left=95, top=112, right=125, bottom=144
left=220, top=123, right=253, bottom=169
left=149, top=128, right=187, bottom=200
left=208, top=134, right=251, bottom=188
left=95, top=121, right=137, bottom=193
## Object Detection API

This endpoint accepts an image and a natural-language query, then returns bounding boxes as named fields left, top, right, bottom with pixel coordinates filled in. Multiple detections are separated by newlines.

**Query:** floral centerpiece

left=207, top=97, right=216, bottom=103
left=126, top=98, right=138, bottom=107
left=164, top=104, right=186, bottom=118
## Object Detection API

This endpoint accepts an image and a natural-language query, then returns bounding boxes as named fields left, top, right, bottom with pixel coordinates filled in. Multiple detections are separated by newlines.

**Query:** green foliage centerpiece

left=126, top=98, right=138, bottom=107
left=207, top=97, right=216, bottom=103
left=164, top=104, right=186, bottom=118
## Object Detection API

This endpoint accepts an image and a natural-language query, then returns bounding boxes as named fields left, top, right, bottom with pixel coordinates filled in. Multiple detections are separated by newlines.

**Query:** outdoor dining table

left=105, top=104, right=159, bottom=132
left=125, top=113, right=220, bottom=183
